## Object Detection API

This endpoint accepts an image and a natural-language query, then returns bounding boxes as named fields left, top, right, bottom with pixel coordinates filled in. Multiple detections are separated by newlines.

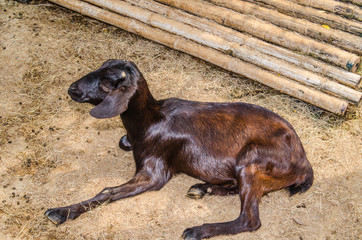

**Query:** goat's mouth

left=68, top=92, right=103, bottom=106
left=68, top=91, right=86, bottom=103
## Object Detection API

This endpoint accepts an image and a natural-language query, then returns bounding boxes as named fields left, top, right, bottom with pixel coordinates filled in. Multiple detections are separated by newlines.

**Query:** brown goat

left=44, top=59, right=313, bottom=239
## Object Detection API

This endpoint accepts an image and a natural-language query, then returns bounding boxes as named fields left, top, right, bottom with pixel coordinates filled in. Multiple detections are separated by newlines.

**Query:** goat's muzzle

left=68, top=83, right=86, bottom=103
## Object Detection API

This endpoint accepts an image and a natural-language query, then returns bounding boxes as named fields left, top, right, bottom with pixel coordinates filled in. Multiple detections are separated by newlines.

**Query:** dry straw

left=0, top=1, right=361, bottom=240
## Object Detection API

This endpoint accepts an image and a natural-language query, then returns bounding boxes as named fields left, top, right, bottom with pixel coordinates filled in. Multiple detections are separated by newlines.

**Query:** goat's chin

left=86, top=99, right=104, bottom=106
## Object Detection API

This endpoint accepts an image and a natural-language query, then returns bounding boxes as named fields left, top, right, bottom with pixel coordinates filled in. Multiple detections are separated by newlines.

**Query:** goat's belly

left=176, top=154, right=237, bottom=184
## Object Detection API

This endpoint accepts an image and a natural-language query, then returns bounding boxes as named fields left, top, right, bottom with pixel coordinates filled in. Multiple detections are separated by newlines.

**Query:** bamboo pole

left=87, top=0, right=362, bottom=104
left=155, top=0, right=361, bottom=72
left=291, top=0, right=362, bottom=21
left=47, top=0, right=350, bottom=114
left=339, top=0, right=362, bottom=7
left=205, top=0, right=362, bottom=55
left=243, top=0, right=362, bottom=36
left=127, top=0, right=361, bottom=88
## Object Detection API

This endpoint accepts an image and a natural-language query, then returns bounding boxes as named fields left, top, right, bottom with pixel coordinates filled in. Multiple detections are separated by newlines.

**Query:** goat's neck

left=121, top=81, right=162, bottom=142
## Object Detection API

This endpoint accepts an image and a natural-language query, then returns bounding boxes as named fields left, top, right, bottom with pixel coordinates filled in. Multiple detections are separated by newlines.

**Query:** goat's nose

left=68, top=83, right=78, bottom=93
left=68, top=83, right=82, bottom=98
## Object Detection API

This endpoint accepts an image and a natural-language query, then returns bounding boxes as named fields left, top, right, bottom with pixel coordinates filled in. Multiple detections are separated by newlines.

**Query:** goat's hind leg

left=186, top=182, right=238, bottom=199
left=183, top=145, right=265, bottom=239
left=182, top=166, right=262, bottom=240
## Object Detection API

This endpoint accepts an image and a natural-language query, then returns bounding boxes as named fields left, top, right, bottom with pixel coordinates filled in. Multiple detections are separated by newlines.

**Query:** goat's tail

left=287, top=166, right=314, bottom=196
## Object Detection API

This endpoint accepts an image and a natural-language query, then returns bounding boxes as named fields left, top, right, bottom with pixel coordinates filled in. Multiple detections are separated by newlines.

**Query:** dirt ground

left=0, top=1, right=361, bottom=239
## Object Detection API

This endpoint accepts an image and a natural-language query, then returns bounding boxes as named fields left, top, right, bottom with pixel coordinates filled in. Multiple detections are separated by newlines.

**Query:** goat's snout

left=68, top=73, right=114, bottom=108
left=68, top=82, right=85, bottom=102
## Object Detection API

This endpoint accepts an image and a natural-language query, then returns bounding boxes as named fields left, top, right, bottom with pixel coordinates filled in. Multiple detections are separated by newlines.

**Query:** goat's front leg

left=45, top=160, right=170, bottom=225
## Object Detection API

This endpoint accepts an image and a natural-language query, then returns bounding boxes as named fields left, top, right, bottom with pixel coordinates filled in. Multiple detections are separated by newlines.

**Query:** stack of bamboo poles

left=47, top=0, right=362, bottom=115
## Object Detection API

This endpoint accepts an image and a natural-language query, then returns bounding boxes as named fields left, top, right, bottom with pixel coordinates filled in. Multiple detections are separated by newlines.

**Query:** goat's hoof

left=182, top=228, right=201, bottom=240
left=186, top=187, right=206, bottom=199
left=119, top=135, right=133, bottom=151
left=44, top=208, right=68, bottom=225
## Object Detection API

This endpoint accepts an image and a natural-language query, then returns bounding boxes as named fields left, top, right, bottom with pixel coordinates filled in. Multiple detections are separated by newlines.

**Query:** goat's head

left=68, top=59, right=140, bottom=119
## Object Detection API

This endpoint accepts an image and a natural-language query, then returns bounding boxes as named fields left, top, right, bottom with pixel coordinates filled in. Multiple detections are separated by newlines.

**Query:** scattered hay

left=0, top=1, right=361, bottom=240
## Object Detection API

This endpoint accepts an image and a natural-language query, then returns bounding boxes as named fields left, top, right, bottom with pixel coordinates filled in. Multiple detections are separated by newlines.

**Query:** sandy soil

left=0, top=1, right=361, bottom=239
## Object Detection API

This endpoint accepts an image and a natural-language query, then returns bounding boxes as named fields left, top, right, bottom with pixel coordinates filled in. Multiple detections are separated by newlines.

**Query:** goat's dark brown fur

left=44, top=60, right=313, bottom=239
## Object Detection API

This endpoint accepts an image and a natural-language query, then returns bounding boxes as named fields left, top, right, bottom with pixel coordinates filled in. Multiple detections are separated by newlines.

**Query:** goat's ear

left=89, top=85, right=136, bottom=119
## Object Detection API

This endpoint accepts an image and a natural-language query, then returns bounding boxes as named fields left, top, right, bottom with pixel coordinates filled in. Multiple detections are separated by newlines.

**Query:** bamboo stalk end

left=347, top=56, right=361, bottom=73
left=338, top=101, right=349, bottom=115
